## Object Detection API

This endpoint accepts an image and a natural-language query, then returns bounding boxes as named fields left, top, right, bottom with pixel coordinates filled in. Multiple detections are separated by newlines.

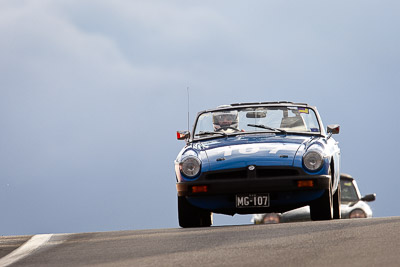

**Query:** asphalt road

left=1, top=217, right=400, bottom=266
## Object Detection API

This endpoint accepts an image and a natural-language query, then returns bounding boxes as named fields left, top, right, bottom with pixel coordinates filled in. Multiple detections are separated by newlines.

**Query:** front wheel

left=310, top=182, right=333, bottom=221
left=333, top=181, right=341, bottom=219
left=178, top=196, right=212, bottom=228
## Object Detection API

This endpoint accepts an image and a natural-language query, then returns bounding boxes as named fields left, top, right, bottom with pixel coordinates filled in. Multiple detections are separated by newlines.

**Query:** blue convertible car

left=175, top=102, right=341, bottom=227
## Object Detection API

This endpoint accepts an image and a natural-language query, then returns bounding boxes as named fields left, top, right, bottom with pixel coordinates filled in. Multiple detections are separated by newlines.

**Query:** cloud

left=0, top=1, right=201, bottom=96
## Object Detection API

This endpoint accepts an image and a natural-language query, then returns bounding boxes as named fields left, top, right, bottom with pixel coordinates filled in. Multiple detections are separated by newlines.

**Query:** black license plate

left=235, top=193, right=270, bottom=208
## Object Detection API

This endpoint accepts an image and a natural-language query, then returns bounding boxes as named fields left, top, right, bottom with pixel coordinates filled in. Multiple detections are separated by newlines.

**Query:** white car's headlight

left=179, top=156, right=201, bottom=177
left=349, top=209, right=367, bottom=219
left=303, top=151, right=324, bottom=171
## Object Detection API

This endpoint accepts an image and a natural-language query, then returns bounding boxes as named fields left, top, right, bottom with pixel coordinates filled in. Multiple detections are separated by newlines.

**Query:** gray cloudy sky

left=1, top=0, right=399, bottom=235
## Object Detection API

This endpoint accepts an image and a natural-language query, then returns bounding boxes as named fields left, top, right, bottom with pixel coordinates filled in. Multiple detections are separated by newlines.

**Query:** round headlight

left=303, top=151, right=323, bottom=171
left=179, top=156, right=201, bottom=177
left=349, top=209, right=367, bottom=219
left=263, top=213, right=281, bottom=224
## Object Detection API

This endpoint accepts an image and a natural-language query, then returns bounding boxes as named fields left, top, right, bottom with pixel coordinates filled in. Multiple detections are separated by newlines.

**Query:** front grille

left=203, top=167, right=300, bottom=180
left=205, top=170, right=247, bottom=180
left=256, top=168, right=299, bottom=178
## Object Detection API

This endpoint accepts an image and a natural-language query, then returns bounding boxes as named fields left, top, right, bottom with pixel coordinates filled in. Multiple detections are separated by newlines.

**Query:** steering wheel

left=216, top=126, right=240, bottom=132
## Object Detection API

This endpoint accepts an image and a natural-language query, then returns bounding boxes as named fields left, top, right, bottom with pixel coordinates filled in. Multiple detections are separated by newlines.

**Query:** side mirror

left=327, top=124, right=340, bottom=134
left=361, top=193, right=376, bottom=202
left=177, top=131, right=190, bottom=140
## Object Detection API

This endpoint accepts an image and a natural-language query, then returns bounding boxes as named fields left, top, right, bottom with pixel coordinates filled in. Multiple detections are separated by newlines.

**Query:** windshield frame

left=190, top=104, right=325, bottom=142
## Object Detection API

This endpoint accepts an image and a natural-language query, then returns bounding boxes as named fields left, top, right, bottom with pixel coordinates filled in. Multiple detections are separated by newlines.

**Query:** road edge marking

left=0, top=234, right=53, bottom=267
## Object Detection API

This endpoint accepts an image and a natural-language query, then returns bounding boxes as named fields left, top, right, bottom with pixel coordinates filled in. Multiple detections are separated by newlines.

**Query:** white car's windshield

left=341, top=180, right=359, bottom=203
left=194, top=106, right=320, bottom=138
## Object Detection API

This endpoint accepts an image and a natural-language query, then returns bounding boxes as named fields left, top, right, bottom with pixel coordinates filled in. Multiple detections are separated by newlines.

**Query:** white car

left=252, top=173, right=376, bottom=224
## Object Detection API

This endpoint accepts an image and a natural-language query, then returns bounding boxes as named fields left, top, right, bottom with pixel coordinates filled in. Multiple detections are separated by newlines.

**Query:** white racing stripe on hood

left=206, top=143, right=301, bottom=157
left=205, top=143, right=302, bottom=170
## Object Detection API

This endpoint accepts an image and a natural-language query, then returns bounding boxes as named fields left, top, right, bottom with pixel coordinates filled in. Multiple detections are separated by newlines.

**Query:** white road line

left=0, top=234, right=53, bottom=267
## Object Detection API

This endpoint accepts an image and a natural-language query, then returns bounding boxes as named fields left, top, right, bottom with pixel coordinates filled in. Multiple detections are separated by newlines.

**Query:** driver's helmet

left=212, top=109, right=239, bottom=131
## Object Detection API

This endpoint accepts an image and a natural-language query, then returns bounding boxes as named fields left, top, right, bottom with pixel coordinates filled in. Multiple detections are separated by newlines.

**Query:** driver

left=212, top=110, right=239, bottom=132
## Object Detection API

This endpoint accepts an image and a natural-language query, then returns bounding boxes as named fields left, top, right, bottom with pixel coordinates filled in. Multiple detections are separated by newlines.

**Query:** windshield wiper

left=195, top=131, right=228, bottom=137
left=247, top=124, right=287, bottom=134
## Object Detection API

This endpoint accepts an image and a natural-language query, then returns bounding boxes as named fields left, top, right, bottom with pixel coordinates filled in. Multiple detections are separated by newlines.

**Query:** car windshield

left=341, top=180, right=359, bottom=203
left=193, top=106, right=321, bottom=139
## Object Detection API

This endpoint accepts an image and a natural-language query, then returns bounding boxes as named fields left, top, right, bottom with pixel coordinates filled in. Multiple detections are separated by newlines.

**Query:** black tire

left=310, top=178, right=333, bottom=221
left=333, top=180, right=341, bottom=219
left=178, top=196, right=212, bottom=228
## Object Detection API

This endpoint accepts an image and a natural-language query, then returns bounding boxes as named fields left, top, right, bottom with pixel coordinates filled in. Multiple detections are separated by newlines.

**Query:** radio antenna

left=187, top=87, right=190, bottom=132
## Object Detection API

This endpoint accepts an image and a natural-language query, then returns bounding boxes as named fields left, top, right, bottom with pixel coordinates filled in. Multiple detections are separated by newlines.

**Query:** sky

left=1, top=0, right=399, bottom=236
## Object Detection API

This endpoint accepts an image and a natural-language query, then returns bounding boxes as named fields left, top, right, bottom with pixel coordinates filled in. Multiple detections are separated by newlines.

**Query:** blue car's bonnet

left=196, top=134, right=311, bottom=171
